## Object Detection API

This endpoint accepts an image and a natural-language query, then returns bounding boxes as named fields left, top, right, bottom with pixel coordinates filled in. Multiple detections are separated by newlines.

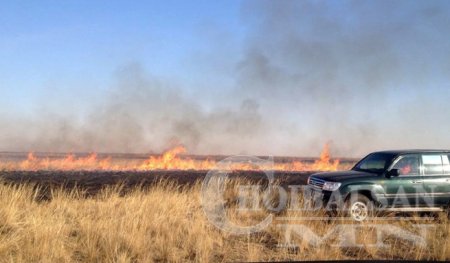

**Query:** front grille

left=308, top=177, right=325, bottom=189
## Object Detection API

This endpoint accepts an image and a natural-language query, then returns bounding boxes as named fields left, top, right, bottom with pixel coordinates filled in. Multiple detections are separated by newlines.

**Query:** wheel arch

left=344, top=190, right=374, bottom=202
left=341, top=183, right=384, bottom=203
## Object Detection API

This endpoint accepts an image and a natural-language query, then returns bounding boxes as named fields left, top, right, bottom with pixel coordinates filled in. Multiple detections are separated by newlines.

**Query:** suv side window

left=422, top=155, right=444, bottom=175
left=444, top=155, right=450, bottom=174
left=391, top=155, right=420, bottom=176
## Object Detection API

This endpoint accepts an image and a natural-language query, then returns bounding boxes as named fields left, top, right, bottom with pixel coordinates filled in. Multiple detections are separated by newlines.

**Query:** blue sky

left=1, top=0, right=450, bottom=156
left=0, top=0, right=244, bottom=113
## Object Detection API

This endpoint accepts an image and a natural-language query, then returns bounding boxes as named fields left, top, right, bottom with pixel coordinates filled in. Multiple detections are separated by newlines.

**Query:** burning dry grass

left=0, top=180, right=449, bottom=262
left=0, top=144, right=342, bottom=172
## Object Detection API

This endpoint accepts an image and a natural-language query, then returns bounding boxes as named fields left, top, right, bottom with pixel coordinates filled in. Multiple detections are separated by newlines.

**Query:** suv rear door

left=421, top=153, right=450, bottom=207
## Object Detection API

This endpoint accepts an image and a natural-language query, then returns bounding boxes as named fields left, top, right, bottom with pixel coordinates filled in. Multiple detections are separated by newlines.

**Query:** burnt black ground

left=0, top=170, right=316, bottom=199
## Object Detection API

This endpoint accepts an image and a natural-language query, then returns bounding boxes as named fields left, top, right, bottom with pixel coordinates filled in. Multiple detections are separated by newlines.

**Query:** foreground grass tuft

left=0, top=181, right=449, bottom=262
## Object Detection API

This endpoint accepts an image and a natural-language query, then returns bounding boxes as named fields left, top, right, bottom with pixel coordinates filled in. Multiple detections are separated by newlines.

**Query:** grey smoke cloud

left=1, top=63, right=266, bottom=155
left=234, top=0, right=450, bottom=156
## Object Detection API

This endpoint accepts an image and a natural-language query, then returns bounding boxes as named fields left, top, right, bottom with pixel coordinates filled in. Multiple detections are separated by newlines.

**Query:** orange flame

left=312, top=143, right=340, bottom=171
left=139, top=145, right=214, bottom=170
left=1, top=144, right=341, bottom=172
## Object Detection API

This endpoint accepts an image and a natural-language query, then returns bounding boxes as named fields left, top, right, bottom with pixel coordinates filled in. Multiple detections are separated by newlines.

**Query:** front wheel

left=344, top=194, right=374, bottom=222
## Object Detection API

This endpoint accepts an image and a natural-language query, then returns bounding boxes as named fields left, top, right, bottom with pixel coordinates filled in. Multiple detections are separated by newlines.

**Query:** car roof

left=373, top=149, right=450, bottom=156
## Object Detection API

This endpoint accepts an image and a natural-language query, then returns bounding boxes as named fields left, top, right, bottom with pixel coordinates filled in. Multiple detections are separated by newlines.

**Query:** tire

left=345, top=194, right=374, bottom=222
left=444, top=202, right=450, bottom=219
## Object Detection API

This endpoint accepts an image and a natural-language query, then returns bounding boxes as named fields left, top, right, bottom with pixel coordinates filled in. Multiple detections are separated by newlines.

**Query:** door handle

left=411, top=180, right=423, bottom=184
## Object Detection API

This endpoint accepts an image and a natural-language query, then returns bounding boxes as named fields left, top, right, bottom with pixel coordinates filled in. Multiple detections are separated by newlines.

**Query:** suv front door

left=383, top=154, right=425, bottom=207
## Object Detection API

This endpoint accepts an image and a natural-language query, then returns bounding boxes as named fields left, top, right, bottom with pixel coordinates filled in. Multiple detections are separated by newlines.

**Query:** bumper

left=305, top=186, right=345, bottom=211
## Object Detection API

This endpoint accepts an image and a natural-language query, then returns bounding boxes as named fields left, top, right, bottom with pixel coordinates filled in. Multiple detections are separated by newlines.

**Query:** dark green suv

left=307, top=150, right=450, bottom=221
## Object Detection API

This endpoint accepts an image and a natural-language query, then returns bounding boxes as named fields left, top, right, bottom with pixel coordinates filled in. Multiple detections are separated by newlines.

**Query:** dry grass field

left=0, top=179, right=449, bottom=262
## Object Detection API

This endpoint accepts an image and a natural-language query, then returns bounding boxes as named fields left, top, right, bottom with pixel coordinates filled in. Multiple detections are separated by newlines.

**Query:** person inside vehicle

left=400, top=163, right=412, bottom=175
left=393, top=156, right=419, bottom=175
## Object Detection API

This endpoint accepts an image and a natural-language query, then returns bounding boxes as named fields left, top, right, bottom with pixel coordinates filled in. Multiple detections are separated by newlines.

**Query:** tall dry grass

left=0, top=180, right=449, bottom=262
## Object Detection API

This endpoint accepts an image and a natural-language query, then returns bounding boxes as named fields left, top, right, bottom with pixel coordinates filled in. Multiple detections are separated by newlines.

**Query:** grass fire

left=2, top=0, right=450, bottom=262
left=1, top=144, right=341, bottom=172
left=1, top=144, right=450, bottom=262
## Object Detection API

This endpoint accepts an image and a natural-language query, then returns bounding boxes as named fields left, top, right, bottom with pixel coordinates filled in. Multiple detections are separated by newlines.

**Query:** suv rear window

left=443, top=155, right=450, bottom=174
left=422, top=155, right=444, bottom=175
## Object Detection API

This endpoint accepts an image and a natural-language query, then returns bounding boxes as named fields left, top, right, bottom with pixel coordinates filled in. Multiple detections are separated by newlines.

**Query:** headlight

left=322, top=182, right=341, bottom=191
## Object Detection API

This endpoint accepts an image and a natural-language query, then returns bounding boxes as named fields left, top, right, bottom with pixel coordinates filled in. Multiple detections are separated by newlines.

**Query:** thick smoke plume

left=1, top=0, right=450, bottom=157
left=2, top=64, right=265, bottom=155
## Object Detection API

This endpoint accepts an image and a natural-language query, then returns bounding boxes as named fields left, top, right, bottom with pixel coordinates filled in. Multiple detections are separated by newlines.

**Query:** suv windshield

left=352, top=152, right=396, bottom=173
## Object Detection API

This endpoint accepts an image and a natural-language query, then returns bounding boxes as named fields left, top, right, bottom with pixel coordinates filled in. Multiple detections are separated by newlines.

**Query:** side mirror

left=386, top=169, right=400, bottom=178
